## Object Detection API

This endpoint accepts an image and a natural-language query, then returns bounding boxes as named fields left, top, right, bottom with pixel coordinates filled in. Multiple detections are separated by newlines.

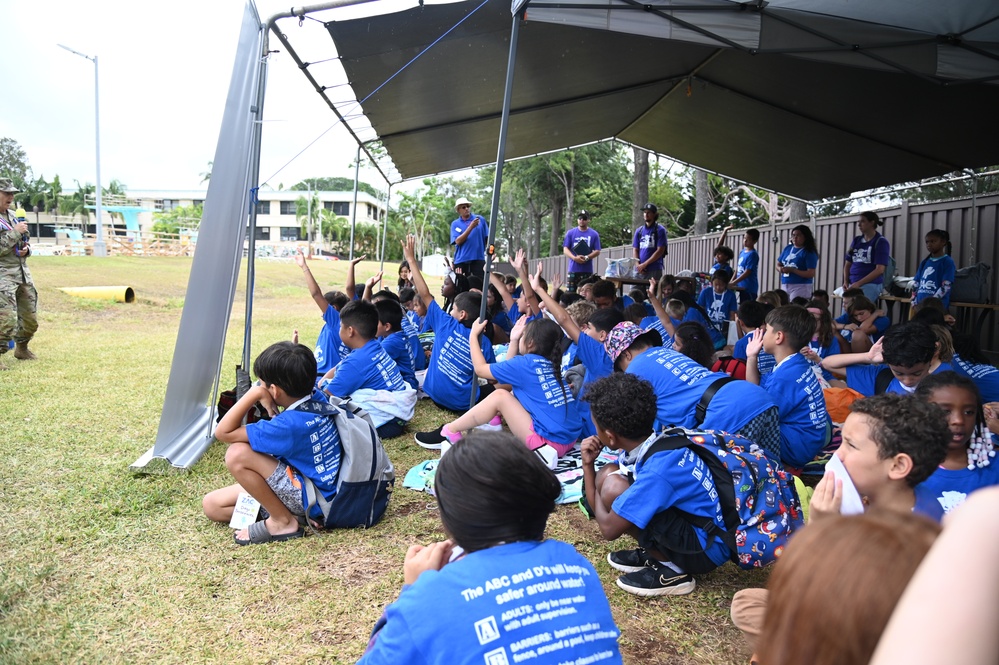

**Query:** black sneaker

left=606, top=547, right=657, bottom=574
left=414, top=426, right=445, bottom=450
left=616, top=563, right=695, bottom=597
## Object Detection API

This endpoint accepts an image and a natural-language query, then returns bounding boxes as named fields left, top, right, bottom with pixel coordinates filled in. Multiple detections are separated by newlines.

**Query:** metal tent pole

left=349, top=144, right=360, bottom=261
left=470, top=8, right=523, bottom=409
left=380, top=183, right=392, bottom=272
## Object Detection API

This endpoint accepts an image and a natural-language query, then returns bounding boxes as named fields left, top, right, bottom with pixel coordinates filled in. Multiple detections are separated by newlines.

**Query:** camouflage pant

left=0, top=278, right=37, bottom=350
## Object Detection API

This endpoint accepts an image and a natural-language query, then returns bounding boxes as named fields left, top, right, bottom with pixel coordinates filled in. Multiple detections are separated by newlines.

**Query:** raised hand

left=366, top=271, right=383, bottom=288
left=350, top=254, right=366, bottom=267
left=746, top=327, right=765, bottom=357
left=402, top=235, right=416, bottom=260
left=294, top=249, right=306, bottom=268
left=510, top=247, right=526, bottom=273
left=867, top=338, right=885, bottom=364
left=528, top=261, right=543, bottom=291
left=550, top=271, right=563, bottom=293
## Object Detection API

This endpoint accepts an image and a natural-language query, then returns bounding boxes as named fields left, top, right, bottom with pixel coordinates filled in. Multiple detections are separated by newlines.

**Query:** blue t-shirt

left=760, top=354, right=829, bottom=468
left=626, top=347, right=774, bottom=433
left=358, top=540, right=622, bottom=665
left=575, top=332, right=615, bottom=439
left=328, top=338, right=408, bottom=397
left=913, top=254, right=957, bottom=307
left=640, top=315, right=676, bottom=350
left=632, top=223, right=668, bottom=271
left=491, top=354, right=582, bottom=446
left=613, top=441, right=730, bottom=567
left=564, top=227, right=602, bottom=274
left=696, top=286, right=737, bottom=343
left=711, top=262, right=734, bottom=279
left=952, top=354, right=999, bottom=403
left=315, top=306, right=352, bottom=376
left=381, top=331, right=418, bottom=390
left=778, top=244, right=818, bottom=285
left=808, top=336, right=842, bottom=381
left=914, top=455, right=999, bottom=522
left=845, top=233, right=890, bottom=285
left=846, top=362, right=954, bottom=396
left=400, top=315, right=427, bottom=371
left=733, top=333, right=776, bottom=376
left=246, top=391, right=342, bottom=516
left=736, top=248, right=759, bottom=296
left=423, top=300, right=496, bottom=411
left=861, top=315, right=891, bottom=343
left=492, top=309, right=513, bottom=334
left=681, top=305, right=714, bottom=334
left=450, top=214, right=489, bottom=264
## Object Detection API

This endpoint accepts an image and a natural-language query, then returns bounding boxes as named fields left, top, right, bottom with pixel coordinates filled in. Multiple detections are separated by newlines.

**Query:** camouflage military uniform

left=0, top=206, right=37, bottom=356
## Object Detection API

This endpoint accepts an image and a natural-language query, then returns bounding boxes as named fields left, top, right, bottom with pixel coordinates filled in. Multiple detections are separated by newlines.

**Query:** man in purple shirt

left=632, top=202, right=668, bottom=284
left=563, top=210, right=602, bottom=293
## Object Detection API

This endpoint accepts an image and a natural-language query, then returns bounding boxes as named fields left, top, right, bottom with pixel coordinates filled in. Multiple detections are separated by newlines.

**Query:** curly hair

left=582, top=373, right=657, bottom=440
left=849, top=394, right=950, bottom=487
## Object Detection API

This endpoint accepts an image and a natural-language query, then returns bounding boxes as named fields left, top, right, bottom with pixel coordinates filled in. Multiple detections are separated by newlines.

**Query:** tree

left=295, top=192, right=320, bottom=256
left=290, top=177, right=383, bottom=199
left=632, top=147, right=649, bottom=231
left=0, top=137, right=31, bottom=186
left=152, top=204, right=203, bottom=235
left=62, top=181, right=95, bottom=222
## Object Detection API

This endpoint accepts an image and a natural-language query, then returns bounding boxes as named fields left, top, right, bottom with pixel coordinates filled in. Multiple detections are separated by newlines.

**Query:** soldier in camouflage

left=0, top=177, right=38, bottom=369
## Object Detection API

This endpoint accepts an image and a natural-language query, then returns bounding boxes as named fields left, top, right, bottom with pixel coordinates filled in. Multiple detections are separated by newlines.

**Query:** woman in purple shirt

left=843, top=211, right=891, bottom=303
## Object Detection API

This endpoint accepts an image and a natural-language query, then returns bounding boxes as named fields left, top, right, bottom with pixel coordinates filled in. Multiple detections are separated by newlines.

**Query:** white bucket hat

left=454, top=197, right=472, bottom=211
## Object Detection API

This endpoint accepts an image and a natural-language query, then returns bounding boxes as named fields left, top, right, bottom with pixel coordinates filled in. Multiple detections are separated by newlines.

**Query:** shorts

left=260, top=462, right=306, bottom=518
left=637, top=508, right=721, bottom=575
left=737, top=405, right=782, bottom=460
left=526, top=425, right=575, bottom=458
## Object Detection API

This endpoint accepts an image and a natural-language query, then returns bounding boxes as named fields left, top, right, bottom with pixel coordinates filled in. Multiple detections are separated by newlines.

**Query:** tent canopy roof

left=315, top=0, right=999, bottom=199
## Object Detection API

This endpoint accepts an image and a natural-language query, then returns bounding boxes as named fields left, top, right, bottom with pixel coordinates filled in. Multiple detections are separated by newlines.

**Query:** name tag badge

left=229, top=491, right=262, bottom=529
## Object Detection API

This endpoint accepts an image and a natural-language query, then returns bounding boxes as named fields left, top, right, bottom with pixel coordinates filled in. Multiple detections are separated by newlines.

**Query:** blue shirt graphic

left=760, top=353, right=829, bottom=468
left=845, top=233, right=890, bottom=285
left=952, top=354, right=999, bottom=403
left=914, top=453, right=999, bottom=522
left=491, top=354, right=582, bottom=446
left=696, top=286, right=737, bottom=345
left=564, top=227, right=602, bottom=274
left=400, top=315, right=427, bottom=371
left=632, top=223, right=668, bottom=271
left=358, top=540, right=622, bottom=665
left=328, top=338, right=407, bottom=398
left=733, top=333, right=776, bottom=376
left=778, top=244, right=818, bottom=285
left=808, top=336, right=842, bottom=381
left=423, top=300, right=496, bottom=411
left=450, top=214, right=489, bottom=265
left=913, top=254, right=956, bottom=307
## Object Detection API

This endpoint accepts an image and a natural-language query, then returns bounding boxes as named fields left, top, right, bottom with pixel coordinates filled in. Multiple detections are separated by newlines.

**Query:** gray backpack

left=296, top=396, right=395, bottom=529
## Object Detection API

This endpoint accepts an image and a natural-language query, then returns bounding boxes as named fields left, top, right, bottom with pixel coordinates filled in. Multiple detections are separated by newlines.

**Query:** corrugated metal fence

left=529, top=194, right=999, bottom=350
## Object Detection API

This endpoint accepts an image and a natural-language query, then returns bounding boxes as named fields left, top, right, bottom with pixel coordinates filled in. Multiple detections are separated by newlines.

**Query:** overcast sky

left=3, top=0, right=439, bottom=194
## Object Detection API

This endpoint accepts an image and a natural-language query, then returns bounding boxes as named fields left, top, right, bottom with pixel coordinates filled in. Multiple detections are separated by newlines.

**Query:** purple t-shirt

left=632, top=223, right=668, bottom=271
left=845, top=233, right=890, bottom=285
left=563, top=227, right=602, bottom=274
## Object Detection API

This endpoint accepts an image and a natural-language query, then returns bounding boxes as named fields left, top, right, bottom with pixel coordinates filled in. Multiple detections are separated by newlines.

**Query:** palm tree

left=62, top=180, right=95, bottom=224
left=48, top=175, right=63, bottom=214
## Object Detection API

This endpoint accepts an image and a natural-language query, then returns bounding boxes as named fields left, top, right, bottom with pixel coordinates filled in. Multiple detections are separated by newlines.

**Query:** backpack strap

left=695, top=376, right=736, bottom=426
left=874, top=366, right=895, bottom=395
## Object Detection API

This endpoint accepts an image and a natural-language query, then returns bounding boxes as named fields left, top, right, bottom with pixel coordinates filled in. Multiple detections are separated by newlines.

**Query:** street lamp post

left=57, top=43, right=106, bottom=257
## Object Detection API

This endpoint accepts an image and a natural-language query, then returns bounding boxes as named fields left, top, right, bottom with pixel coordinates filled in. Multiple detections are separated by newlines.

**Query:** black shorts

left=454, top=260, right=485, bottom=278
left=637, top=509, right=722, bottom=575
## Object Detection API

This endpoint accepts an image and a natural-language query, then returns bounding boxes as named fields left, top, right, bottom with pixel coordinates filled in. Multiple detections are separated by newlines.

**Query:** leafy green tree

left=62, top=181, right=95, bottom=222
left=152, top=204, right=203, bottom=235
left=0, top=137, right=31, bottom=185
left=289, top=177, right=383, bottom=199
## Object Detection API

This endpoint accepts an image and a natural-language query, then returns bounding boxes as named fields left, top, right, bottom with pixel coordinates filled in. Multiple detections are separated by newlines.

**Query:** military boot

left=14, top=342, right=36, bottom=360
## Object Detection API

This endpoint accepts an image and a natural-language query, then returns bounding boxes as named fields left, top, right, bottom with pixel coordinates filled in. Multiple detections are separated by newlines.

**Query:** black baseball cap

left=641, top=203, right=658, bottom=213
left=577, top=210, right=590, bottom=220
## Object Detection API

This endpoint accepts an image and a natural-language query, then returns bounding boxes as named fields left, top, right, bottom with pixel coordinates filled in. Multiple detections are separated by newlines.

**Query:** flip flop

left=234, top=520, right=304, bottom=546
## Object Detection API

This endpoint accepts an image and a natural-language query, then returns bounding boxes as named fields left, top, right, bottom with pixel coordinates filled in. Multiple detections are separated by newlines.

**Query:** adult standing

left=843, top=211, right=890, bottom=303
left=562, top=209, right=601, bottom=293
left=0, top=178, right=38, bottom=369
left=776, top=224, right=819, bottom=301
left=632, top=202, right=668, bottom=283
left=449, top=197, right=488, bottom=278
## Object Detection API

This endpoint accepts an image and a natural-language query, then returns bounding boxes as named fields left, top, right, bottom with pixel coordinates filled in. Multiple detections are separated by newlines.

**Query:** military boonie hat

left=0, top=178, right=20, bottom=193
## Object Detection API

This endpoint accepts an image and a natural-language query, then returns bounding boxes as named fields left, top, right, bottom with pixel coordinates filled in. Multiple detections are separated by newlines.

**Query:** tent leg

left=471, top=9, right=523, bottom=409
left=380, top=183, right=392, bottom=272
left=350, top=144, right=360, bottom=261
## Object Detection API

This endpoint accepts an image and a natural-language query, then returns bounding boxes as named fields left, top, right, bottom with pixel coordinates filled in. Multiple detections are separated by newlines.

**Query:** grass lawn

left=0, top=256, right=766, bottom=664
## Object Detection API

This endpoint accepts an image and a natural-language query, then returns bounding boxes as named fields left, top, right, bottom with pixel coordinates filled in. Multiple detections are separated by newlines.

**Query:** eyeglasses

left=458, top=205, right=470, bottom=209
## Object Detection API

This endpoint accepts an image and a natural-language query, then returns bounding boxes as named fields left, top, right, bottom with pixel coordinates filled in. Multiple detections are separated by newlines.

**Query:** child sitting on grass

left=373, top=299, right=418, bottom=390
left=359, top=430, right=623, bottom=664
left=839, top=295, right=890, bottom=353
left=581, top=373, right=729, bottom=597
left=202, top=342, right=342, bottom=545
left=822, top=322, right=952, bottom=396
left=439, top=316, right=582, bottom=469
left=732, top=300, right=776, bottom=377
left=745, top=305, right=830, bottom=470
left=319, top=300, right=415, bottom=439
left=914, top=372, right=999, bottom=521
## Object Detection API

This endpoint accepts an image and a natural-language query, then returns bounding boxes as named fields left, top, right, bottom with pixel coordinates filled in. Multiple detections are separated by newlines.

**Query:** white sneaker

left=474, top=415, right=503, bottom=432
left=533, top=445, right=558, bottom=470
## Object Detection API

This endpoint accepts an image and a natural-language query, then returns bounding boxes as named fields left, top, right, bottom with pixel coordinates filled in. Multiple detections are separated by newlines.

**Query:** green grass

left=0, top=256, right=764, bottom=664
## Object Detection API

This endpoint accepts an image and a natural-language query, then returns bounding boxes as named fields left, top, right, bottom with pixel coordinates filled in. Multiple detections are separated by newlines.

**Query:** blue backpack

left=641, top=428, right=804, bottom=569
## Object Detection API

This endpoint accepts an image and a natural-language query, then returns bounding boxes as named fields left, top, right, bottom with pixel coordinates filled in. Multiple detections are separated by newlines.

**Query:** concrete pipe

left=58, top=286, right=135, bottom=303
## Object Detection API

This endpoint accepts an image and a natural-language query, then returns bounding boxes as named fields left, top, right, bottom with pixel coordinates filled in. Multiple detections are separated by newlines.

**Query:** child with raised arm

left=319, top=299, right=415, bottom=439
left=294, top=250, right=363, bottom=379
left=403, top=236, right=497, bottom=448
left=732, top=300, right=776, bottom=377
left=530, top=262, right=624, bottom=439
left=720, top=225, right=760, bottom=302
left=745, top=305, right=830, bottom=469
left=439, top=315, right=581, bottom=469
left=202, top=342, right=342, bottom=545
left=358, top=430, right=622, bottom=664
left=581, top=372, right=729, bottom=597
